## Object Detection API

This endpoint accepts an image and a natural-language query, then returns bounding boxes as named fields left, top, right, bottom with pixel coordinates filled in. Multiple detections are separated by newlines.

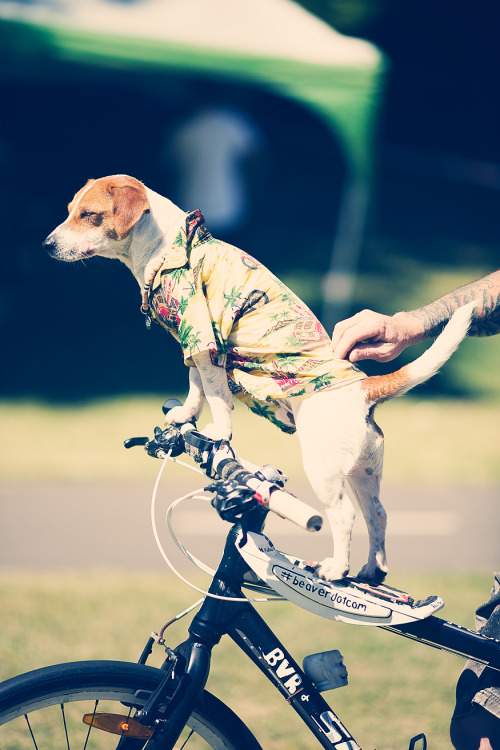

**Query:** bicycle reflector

left=82, top=713, right=154, bottom=739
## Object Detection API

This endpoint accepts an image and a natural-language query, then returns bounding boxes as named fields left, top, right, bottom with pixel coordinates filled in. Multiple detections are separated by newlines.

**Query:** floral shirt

left=149, top=211, right=366, bottom=433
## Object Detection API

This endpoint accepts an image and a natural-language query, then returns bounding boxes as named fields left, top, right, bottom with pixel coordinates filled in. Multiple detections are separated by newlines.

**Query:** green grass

left=1, top=395, right=500, bottom=485
left=0, top=569, right=491, bottom=750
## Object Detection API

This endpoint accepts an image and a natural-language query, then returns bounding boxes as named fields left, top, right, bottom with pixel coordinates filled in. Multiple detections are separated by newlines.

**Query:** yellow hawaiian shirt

left=149, top=211, right=366, bottom=433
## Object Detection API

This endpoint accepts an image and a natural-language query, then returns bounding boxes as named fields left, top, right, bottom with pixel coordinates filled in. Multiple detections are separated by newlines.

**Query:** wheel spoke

left=0, top=662, right=259, bottom=749
left=178, top=728, right=195, bottom=749
left=83, top=700, right=99, bottom=750
left=60, top=702, right=71, bottom=750
left=24, top=713, right=39, bottom=750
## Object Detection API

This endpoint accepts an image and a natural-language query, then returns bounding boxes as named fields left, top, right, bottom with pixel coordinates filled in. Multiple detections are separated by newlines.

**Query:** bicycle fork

left=135, top=639, right=212, bottom=749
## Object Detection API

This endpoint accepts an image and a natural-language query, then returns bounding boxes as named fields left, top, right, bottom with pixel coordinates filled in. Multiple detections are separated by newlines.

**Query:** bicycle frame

left=138, top=494, right=500, bottom=750
left=150, top=506, right=361, bottom=750
left=121, top=415, right=500, bottom=749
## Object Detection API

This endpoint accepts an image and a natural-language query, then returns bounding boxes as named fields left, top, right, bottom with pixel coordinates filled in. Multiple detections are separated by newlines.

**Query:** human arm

left=409, top=270, right=500, bottom=339
left=331, top=270, right=500, bottom=363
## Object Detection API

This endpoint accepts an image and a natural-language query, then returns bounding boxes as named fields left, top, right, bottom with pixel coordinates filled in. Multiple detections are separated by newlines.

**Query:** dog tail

left=361, top=300, right=476, bottom=405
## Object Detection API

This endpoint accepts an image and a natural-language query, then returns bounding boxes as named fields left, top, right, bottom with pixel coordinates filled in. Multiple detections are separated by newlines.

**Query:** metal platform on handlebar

left=237, top=530, right=445, bottom=627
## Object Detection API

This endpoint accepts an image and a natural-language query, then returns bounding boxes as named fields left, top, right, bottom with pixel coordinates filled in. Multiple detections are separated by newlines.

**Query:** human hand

left=331, top=310, right=425, bottom=363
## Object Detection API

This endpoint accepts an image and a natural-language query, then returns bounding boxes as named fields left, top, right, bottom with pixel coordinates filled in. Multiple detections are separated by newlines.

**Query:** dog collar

left=141, top=256, right=167, bottom=329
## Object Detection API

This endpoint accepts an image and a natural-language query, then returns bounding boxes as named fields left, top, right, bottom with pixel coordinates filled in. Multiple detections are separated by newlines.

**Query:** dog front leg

left=191, top=350, right=233, bottom=441
left=347, top=470, right=388, bottom=584
left=164, top=366, right=206, bottom=426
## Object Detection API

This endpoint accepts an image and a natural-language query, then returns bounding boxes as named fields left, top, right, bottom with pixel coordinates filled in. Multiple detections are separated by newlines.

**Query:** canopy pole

left=321, top=175, right=369, bottom=331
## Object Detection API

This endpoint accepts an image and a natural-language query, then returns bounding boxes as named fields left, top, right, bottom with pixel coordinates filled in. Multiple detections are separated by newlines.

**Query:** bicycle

left=0, top=399, right=499, bottom=750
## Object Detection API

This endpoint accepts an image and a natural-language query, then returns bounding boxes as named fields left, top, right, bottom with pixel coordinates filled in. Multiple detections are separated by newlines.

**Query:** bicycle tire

left=0, top=660, right=263, bottom=750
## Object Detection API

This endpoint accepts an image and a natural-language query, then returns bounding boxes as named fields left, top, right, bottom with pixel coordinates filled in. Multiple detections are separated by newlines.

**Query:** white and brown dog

left=44, top=175, right=473, bottom=583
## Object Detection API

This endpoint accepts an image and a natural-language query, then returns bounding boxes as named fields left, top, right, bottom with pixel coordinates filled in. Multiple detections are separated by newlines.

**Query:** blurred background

left=1, top=0, right=498, bottom=400
left=1, top=0, right=499, bottom=557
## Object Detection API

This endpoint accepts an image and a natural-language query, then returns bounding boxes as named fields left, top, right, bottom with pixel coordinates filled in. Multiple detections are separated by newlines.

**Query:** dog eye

left=80, top=211, right=103, bottom=226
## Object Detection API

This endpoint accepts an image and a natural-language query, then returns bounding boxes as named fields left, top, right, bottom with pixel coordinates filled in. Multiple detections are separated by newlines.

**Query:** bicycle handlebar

left=124, top=399, right=323, bottom=532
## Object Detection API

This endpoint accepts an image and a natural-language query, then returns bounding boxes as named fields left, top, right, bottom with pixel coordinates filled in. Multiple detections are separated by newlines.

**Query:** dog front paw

left=164, top=405, right=197, bottom=426
left=315, top=558, right=349, bottom=582
left=200, top=423, right=232, bottom=442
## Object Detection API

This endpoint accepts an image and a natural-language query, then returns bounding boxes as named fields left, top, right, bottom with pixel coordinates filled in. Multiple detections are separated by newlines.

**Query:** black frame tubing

left=387, top=617, right=500, bottom=668
left=159, top=514, right=362, bottom=750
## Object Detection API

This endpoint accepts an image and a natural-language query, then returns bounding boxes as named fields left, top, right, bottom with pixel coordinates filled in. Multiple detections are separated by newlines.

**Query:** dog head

left=43, top=175, right=150, bottom=262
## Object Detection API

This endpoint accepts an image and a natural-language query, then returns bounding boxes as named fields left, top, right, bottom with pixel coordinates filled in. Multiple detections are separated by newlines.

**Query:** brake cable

left=150, top=451, right=284, bottom=605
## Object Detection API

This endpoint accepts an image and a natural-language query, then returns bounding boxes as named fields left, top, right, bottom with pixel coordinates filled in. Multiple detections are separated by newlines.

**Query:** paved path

left=1, top=480, right=498, bottom=573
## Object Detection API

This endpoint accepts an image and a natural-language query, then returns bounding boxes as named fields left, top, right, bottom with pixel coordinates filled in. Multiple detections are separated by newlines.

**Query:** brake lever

left=211, top=479, right=258, bottom=522
left=145, top=425, right=185, bottom=458
left=123, top=426, right=185, bottom=458
left=124, top=399, right=194, bottom=458
left=124, top=436, right=148, bottom=449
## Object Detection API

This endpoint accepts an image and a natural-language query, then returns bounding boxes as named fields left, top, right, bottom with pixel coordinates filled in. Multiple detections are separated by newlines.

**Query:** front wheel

left=0, top=660, right=262, bottom=750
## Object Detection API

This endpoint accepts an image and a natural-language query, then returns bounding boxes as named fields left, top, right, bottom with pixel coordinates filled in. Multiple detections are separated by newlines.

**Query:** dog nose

left=43, top=236, right=56, bottom=254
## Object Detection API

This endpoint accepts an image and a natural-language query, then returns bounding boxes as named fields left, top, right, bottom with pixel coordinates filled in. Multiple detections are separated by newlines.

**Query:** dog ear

left=110, top=184, right=150, bottom=238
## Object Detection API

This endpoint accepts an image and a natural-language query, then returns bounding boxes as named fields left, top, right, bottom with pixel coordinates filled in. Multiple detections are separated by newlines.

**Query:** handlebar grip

left=206, top=443, right=322, bottom=532
left=266, top=489, right=323, bottom=532
left=243, top=473, right=322, bottom=532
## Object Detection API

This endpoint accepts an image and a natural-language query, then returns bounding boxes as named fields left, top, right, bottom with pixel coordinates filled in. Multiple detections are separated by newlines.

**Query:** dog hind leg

left=292, top=388, right=367, bottom=581
left=345, top=425, right=388, bottom=583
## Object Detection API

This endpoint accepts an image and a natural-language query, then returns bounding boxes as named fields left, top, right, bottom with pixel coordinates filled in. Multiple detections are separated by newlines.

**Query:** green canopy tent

left=0, top=0, right=383, bottom=328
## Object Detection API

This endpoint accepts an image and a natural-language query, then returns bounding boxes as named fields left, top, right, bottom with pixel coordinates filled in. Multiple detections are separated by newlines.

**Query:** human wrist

left=392, top=311, right=426, bottom=346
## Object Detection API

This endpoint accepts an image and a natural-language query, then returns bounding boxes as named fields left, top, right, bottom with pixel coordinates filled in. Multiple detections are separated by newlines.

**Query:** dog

left=44, top=174, right=474, bottom=584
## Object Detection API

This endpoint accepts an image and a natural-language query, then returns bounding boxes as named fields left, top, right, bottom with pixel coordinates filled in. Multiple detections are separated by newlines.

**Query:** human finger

left=331, top=314, right=386, bottom=360
left=330, top=315, right=356, bottom=352
left=348, top=340, right=402, bottom=364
